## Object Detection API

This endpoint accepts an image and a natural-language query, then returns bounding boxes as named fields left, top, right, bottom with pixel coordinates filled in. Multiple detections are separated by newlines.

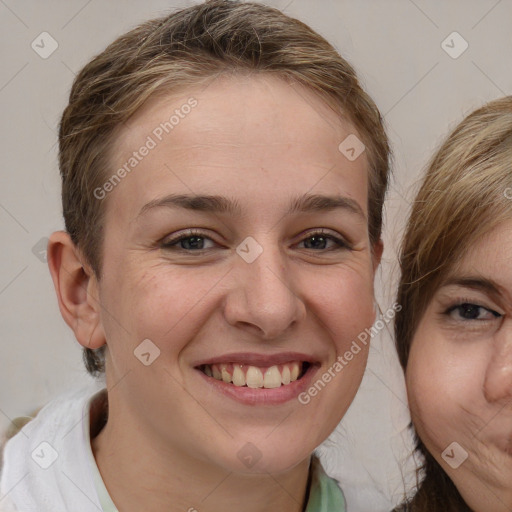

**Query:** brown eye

left=447, top=303, right=500, bottom=321
left=298, top=231, right=351, bottom=251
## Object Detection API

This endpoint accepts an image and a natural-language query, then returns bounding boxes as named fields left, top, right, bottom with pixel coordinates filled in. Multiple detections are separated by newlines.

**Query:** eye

left=160, top=228, right=351, bottom=253
left=299, top=231, right=351, bottom=251
left=297, top=230, right=351, bottom=251
left=160, top=230, right=216, bottom=251
left=446, top=302, right=501, bottom=321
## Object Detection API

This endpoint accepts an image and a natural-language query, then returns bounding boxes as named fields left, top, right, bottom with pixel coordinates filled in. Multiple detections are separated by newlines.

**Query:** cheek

left=312, top=267, right=375, bottom=380
left=317, top=265, right=376, bottom=341
left=406, top=329, right=484, bottom=454
left=100, top=263, right=225, bottom=362
left=100, top=249, right=376, bottom=367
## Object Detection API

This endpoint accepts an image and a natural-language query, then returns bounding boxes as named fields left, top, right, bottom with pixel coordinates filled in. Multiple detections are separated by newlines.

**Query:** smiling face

left=94, top=74, right=379, bottom=474
left=407, top=221, right=512, bottom=511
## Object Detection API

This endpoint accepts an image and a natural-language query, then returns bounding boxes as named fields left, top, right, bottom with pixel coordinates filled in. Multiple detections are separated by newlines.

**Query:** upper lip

left=193, top=352, right=318, bottom=367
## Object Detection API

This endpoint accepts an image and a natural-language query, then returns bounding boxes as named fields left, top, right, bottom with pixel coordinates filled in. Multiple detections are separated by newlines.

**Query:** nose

left=223, top=243, right=306, bottom=340
left=483, top=333, right=512, bottom=404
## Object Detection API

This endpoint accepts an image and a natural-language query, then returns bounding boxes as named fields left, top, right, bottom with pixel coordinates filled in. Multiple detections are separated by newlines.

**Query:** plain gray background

left=1, top=1, right=511, bottom=510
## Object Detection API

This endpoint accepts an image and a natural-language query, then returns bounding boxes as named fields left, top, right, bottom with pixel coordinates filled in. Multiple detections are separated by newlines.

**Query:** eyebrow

left=137, top=193, right=366, bottom=219
left=440, top=277, right=502, bottom=297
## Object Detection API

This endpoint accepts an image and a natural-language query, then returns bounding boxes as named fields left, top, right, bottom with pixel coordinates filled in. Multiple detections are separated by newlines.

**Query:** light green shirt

left=85, top=393, right=346, bottom=512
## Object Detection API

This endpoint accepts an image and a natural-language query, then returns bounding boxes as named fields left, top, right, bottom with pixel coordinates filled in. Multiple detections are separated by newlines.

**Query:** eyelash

left=443, top=299, right=502, bottom=321
left=160, top=229, right=351, bottom=253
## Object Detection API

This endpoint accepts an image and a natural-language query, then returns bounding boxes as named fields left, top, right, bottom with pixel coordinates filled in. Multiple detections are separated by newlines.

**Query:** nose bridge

left=226, top=237, right=305, bottom=338
left=483, top=333, right=512, bottom=403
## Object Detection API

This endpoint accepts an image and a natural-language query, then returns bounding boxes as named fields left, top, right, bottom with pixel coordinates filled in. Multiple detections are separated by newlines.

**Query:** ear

left=47, top=231, right=106, bottom=349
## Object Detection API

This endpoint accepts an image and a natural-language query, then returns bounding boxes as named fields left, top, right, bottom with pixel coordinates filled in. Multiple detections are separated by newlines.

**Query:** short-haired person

left=395, top=96, right=512, bottom=511
left=0, top=1, right=390, bottom=511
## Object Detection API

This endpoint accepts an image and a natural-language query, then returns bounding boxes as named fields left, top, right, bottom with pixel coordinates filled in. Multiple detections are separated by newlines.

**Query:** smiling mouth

left=197, top=362, right=310, bottom=389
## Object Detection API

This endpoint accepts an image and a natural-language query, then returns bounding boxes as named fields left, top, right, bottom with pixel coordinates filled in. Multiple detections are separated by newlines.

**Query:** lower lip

left=196, top=364, right=319, bottom=405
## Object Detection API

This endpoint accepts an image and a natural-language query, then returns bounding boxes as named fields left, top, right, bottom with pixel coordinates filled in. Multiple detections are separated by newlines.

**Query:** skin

left=407, top=221, right=512, bottom=512
left=48, top=74, right=382, bottom=512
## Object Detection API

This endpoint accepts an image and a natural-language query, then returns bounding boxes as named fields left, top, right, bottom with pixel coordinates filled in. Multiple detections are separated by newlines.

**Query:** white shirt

left=0, top=381, right=113, bottom=512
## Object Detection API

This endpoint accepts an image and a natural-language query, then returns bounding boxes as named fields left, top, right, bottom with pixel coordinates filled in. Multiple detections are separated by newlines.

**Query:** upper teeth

left=203, top=362, right=302, bottom=388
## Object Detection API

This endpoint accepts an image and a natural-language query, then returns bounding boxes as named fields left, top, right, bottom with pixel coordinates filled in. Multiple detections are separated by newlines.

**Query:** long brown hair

left=394, top=95, right=512, bottom=510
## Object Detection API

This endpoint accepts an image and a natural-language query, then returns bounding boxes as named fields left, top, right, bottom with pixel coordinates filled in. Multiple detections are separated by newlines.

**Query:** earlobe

left=47, top=231, right=106, bottom=350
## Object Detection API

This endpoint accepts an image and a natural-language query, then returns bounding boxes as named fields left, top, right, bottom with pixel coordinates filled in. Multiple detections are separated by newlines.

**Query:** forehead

left=106, top=73, right=368, bottom=218
left=434, top=220, right=512, bottom=305
left=117, top=73, right=356, bottom=146
left=454, top=221, right=512, bottom=274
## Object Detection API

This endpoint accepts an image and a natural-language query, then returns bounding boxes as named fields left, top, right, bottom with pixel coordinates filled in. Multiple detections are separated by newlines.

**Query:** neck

left=91, top=398, right=311, bottom=512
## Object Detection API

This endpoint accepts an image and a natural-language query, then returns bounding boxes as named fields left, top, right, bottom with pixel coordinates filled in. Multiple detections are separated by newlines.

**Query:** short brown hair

left=58, top=0, right=390, bottom=375
left=394, top=95, right=512, bottom=511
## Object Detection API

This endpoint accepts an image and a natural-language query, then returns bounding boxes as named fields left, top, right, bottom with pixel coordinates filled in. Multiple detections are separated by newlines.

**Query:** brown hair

left=58, top=0, right=390, bottom=375
left=394, top=95, right=512, bottom=511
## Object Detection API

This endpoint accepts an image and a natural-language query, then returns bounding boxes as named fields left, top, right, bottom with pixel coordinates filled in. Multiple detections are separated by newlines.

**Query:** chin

left=216, top=444, right=312, bottom=475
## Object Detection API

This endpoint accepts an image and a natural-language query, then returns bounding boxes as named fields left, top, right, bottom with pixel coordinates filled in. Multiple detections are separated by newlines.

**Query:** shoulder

left=1, top=414, right=38, bottom=462
left=2, top=416, right=36, bottom=445
left=0, top=413, right=40, bottom=512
